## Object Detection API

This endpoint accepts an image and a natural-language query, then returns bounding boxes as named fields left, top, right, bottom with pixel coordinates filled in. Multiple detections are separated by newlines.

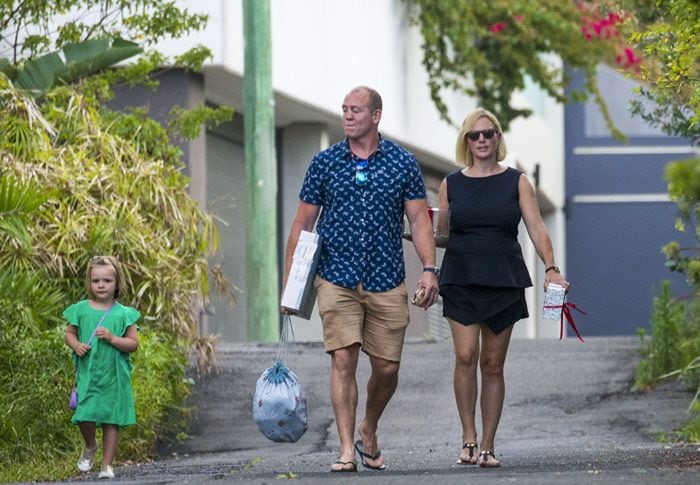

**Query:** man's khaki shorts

left=314, top=276, right=410, bottom=362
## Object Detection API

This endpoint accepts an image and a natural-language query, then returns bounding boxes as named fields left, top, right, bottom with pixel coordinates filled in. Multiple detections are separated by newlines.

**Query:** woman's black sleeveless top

left=439, top=167, right=533, bottom=289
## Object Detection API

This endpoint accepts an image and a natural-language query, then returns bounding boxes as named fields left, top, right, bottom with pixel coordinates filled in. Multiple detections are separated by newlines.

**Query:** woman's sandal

left=478, top=450, right=501, bottom=468
left=457, top=442, right=478, bottom=465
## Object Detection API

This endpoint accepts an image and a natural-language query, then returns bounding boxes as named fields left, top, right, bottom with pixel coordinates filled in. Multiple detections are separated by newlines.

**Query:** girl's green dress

left=64, top=300, right=140, bottom=427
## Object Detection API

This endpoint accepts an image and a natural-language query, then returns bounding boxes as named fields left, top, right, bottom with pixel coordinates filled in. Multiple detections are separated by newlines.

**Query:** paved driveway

left=69, top=336, right=699, bottom=483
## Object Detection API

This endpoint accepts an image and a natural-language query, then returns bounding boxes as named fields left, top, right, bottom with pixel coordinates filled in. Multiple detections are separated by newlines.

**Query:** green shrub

left=635, top=280, right=685, bottom=389
left=0, top=74, right=224, bottom=481
left=0, top=327, right=80, bottom=482
left=121, top=332, right=193, bottom=460
left=0, top=3, right=232, bottom=481
left=681, top=398, right=700, bottom=442
left=677, top=297, right=700, bottom=391
left=0, top=326, right=192, bottom=482
left=636, top=280, right=700, bottom=442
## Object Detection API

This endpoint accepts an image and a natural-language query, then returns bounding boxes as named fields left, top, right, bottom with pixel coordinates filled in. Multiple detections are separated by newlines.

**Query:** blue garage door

left=565, top=67, right=694, bottom=336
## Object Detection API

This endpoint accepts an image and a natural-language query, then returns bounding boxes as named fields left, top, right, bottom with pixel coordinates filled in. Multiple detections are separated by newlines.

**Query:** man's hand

left=415, top=272, right=439, bottom=309
left=280, top=306, right=298, bottom=315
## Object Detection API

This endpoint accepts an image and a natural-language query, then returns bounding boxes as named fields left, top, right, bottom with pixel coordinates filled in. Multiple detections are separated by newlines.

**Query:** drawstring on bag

left=268, top=316, right=295, bottom=384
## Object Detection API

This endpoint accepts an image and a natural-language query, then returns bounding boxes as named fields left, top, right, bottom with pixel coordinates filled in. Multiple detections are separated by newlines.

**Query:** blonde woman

left=438, top=109, right=568, bottom=467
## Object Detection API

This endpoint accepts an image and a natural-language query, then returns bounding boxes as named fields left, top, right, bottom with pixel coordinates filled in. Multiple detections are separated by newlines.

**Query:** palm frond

left=0, top=175, right=46, bottom=215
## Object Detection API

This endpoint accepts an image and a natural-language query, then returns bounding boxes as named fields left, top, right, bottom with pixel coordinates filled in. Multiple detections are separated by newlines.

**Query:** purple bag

left=69, top=384, right=78, bottom=410
left=69, top=304, right=113, bottom=410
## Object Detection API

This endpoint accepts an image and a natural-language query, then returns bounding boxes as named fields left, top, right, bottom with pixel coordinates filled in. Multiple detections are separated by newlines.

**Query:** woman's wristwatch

left=545, top=265, right=560, bottom=273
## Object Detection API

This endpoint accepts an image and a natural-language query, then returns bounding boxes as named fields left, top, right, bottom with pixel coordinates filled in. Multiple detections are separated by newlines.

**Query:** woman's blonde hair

left=455, top=108, right=507, bottom=167
left=85, top=256, right=127, bottom=300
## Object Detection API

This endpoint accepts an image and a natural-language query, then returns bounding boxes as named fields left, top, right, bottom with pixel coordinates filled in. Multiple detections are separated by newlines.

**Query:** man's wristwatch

left=423, top=266, right=439, bottom=276
left=545, top=265, right=560, bottom=274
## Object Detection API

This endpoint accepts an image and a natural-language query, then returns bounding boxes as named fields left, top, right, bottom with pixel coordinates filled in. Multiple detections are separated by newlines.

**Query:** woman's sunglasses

left=466, top=129, right=497, bottom=141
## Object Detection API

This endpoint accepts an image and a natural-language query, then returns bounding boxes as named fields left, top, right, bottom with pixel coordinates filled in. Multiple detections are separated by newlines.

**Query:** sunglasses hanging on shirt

left=355, top=158, right=369, bottom=186
left=466, top=129, right=497, bottom=141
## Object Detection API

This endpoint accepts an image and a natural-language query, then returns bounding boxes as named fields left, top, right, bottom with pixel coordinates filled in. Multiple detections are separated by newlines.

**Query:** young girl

left=64, top=256, right=140, bottom=479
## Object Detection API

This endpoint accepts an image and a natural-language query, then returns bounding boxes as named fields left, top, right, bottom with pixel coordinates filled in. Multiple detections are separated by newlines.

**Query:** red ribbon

left=543, top=302, right=587, bottom=342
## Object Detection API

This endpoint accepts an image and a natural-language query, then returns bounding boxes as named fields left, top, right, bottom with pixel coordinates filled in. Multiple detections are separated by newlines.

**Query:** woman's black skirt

left=440, top=284, right=529, bottom=334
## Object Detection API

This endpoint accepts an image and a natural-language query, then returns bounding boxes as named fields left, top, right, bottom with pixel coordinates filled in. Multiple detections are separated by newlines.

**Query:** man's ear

left=373, top=109, right=382, bottom=124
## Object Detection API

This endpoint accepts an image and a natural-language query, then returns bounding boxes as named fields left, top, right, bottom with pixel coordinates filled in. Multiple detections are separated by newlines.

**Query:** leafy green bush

left=0, top=327, right=79, bottom=482
left=636, top=280, right=700, bottom=442
left=0, top=2, right=234, bottom=481
left=122, top=333, right=193, bottom=460
left=0, top=326, right=193, bottom=482
left=0, top=65, right=229, bottom=480
left=683, top=398, right=700, bottom=441
left=635, top=280, right=685, bottom=388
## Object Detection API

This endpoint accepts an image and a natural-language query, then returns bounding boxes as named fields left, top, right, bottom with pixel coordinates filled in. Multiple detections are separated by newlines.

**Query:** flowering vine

left=578, top=4, right=642, bottom=72
left=404, top=0, right=638, bottom=138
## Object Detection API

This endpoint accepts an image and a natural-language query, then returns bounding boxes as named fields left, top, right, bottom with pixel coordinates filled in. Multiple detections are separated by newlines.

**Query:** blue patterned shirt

left=299, top=136, right=426, bottom=291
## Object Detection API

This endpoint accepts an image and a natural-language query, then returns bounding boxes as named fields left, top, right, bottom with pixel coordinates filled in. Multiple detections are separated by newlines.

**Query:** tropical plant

left=0, top=70, right=225, bottom=480
left=0, top=1, right=213, bottom=105
left=0, top=37, right=142, bottom=98
left=0, top=1, right=207, bottom=61
left=0, top=174, right=64, bottom=334
left=2, top=71, right=221, bottom=345
left=0, top=1, right=234, bottom=480
left=0, top=175, right=46, bottom=250
left=0, top=175, right=75, bottom=482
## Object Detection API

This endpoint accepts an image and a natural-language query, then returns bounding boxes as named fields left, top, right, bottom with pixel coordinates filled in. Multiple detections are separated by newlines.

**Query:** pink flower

left=490, top=22, right=505, bottom=34
left=581, top=26, right=593, bottom=41
left=624, top=47, right=639, bottom=64
left=514, top=14, right=525, bottom=23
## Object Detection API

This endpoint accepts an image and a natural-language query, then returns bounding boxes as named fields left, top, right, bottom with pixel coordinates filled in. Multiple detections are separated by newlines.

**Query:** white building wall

left=161, top=0, right=465, bottom=161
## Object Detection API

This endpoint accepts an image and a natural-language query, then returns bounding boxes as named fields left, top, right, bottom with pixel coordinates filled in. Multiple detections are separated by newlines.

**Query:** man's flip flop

left=354, top=440, right=386, bottom=470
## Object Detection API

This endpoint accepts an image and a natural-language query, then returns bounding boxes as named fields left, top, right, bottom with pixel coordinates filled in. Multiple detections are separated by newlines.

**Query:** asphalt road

left=62, top=336, right=699, bottom=484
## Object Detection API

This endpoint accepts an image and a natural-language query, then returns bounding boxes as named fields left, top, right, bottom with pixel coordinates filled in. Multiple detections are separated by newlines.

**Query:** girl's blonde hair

left=455, top=108, right=507, bottom=167
left=85, top=256, right=127, bottom=300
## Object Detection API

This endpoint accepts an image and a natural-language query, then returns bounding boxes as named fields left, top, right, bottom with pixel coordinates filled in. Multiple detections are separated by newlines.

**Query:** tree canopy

left=615, top=0, right=700, bottom=144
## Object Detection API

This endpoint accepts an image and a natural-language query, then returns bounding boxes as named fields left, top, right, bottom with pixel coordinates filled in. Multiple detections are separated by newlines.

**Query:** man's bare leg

left=329, top=344, right=360, bottom=471
left=357, top=354, right=400, bottom=468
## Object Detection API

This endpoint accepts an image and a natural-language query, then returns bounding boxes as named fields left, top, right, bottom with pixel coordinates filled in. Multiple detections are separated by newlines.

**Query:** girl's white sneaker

left=98, top=465, right=115, bottom=479
left=77, top=445, right=97, bottom=472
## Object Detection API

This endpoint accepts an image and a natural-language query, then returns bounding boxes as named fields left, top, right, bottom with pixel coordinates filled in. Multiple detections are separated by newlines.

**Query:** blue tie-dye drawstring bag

left=253, top=316, right=308, bottom=443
